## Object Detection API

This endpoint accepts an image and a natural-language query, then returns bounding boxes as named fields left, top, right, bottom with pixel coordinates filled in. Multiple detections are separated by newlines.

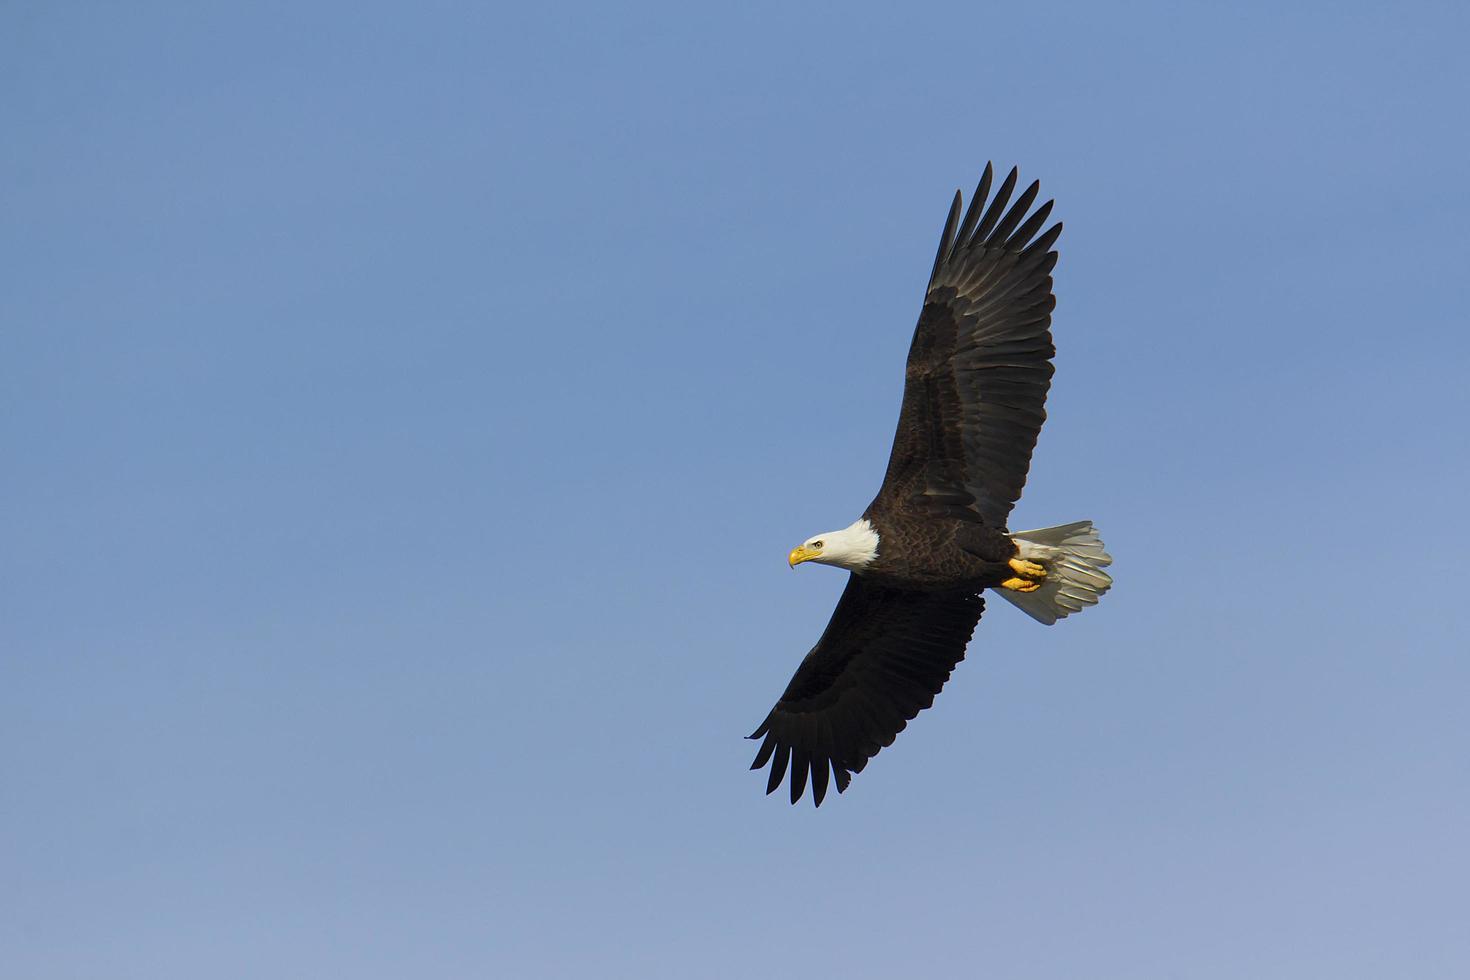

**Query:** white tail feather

left=994, top=521, right=1112, bottom=626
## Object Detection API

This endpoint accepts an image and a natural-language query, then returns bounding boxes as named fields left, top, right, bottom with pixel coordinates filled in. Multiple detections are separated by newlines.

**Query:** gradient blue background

left=4, top=2, right=1468, bottom=977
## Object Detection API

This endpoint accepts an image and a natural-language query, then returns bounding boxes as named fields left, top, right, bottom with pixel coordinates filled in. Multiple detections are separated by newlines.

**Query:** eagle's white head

left=788, top=518, right=880, bottom=572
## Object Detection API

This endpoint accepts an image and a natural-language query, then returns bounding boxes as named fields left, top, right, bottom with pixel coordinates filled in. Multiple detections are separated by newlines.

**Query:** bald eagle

left=749, top=164, right=1112, bottom=806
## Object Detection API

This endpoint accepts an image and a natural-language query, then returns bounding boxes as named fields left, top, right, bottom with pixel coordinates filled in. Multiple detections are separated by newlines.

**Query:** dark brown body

left=861, top=508, right=1017, bottom=591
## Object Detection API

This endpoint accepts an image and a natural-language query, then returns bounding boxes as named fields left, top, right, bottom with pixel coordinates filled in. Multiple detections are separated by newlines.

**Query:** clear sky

left=4, top=2, right=1468, bottom=977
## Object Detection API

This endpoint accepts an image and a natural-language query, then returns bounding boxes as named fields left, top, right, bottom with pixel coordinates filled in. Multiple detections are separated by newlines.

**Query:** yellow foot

left=1001, top=556, right=1047, bottom=593
left=1008, top=557, right=1046, bottom=579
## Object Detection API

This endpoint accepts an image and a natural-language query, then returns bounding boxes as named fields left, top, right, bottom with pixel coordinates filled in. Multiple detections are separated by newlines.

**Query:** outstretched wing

left=877, top=164, right=1061, bottom=527
left=747, top=576, right=985, bottom=806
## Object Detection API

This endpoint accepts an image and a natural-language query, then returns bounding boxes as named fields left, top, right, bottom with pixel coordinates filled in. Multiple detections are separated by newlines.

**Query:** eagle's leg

left=1000, top=556, right=1047, bottom=593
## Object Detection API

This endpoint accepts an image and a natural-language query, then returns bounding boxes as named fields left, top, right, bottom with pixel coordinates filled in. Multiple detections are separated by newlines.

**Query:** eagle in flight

left=749, top=164, right=1112, bottom=806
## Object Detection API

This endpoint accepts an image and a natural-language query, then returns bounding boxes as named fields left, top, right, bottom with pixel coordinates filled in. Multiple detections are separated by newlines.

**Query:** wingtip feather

left=929, top=190, right=964, bottom=281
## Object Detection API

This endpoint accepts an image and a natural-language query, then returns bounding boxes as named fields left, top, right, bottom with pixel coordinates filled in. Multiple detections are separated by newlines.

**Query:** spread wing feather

left=747, top=576, right=985, bottom=806
left=879, top=163, right=1061, bottom=527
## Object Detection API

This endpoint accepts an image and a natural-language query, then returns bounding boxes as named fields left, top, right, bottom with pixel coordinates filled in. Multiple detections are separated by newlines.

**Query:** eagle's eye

left=812, top=540, right=824, bottom=548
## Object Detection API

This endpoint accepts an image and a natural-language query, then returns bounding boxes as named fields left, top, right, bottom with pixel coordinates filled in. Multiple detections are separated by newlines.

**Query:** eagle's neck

left=827, top=519, right=881, bottom=572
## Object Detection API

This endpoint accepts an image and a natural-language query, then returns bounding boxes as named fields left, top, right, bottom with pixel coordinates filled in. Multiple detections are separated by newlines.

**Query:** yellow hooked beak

left=788, top=544, right=822, bottom=568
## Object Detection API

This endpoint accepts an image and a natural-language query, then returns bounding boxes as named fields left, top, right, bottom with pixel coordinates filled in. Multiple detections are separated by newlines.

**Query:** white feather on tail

left=994, top=521, right=1112, bottom=625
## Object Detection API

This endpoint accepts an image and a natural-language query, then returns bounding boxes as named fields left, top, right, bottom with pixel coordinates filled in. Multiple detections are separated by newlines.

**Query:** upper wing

left=877, top=164, right=1062, bottom=527
left=747, top=575, right=985, bottom=806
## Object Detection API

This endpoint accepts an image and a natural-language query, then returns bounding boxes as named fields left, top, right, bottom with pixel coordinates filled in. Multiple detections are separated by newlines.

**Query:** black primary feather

left=748, top=576, right=984, bottom=805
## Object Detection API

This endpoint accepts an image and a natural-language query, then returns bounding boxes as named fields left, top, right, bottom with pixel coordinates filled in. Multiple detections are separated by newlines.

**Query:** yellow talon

left=1002, top=555, right=1046, bottom=592
left=1008, top=557, right=1046, bottom=580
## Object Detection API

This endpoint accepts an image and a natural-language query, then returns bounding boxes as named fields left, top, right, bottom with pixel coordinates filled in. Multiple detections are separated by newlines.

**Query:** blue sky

left=3, top=2, right=1468, bottom=977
